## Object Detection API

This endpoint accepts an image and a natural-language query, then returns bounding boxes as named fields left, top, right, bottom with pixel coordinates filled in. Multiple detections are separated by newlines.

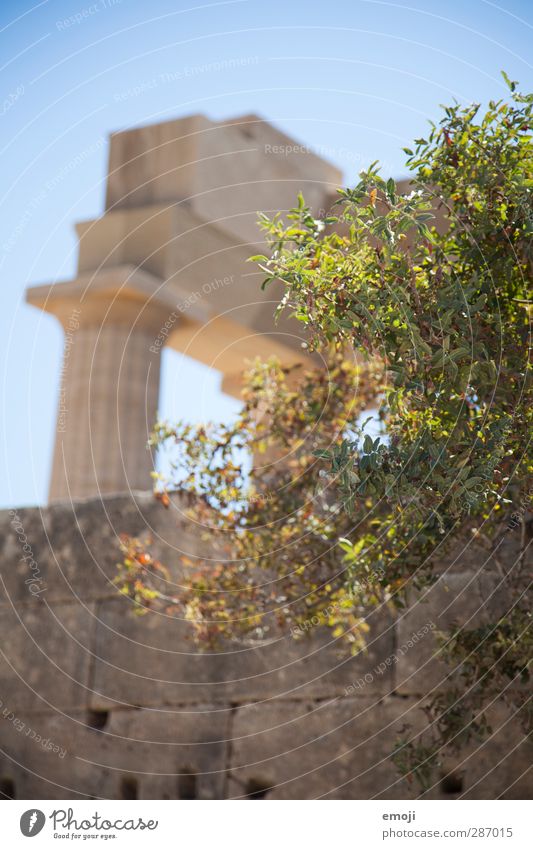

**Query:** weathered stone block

left=436, top=703, right=533, bottom=800
left=0, top=600, right=94, bottom=713
left=229, top=697, right=422, bottom=799
left=395, top=572, right=491, bottom=696
left=0, top=492, right=208, bottom=604
left=229, top=696, right=533, bottom=800
left=0, top=706, right=229, bottom=799
left=90, top=597, right=395, bottom=709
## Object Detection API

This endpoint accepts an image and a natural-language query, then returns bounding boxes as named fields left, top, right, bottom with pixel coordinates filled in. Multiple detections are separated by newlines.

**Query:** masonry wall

left=0, top=493, right=530, bottom=800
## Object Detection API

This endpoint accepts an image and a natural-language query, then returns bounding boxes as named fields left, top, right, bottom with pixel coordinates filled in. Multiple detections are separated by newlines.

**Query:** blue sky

left=1, top=0, right=531, bottom=508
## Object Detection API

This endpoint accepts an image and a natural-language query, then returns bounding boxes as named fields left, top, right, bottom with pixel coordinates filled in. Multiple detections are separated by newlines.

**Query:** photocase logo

left=20, top=809, right=46, bottom=837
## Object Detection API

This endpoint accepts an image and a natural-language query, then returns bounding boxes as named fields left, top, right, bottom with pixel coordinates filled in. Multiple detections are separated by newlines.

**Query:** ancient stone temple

left=0, top=115, right=530, bottom=800
left=26, top=114, right=337, bottom=501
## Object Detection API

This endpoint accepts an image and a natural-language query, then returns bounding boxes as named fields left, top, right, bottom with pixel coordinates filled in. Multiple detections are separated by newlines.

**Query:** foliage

left=118, top=354, right=385, bottom=648
left=117, top=75, right=532, bottom=792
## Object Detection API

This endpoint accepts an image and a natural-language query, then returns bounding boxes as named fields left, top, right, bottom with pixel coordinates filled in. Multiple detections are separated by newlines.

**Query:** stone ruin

left=0, top=115, right=530, bottom=799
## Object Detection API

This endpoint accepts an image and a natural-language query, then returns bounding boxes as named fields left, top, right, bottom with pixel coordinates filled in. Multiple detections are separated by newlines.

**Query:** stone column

left=27, top=267, right=175, bottom=501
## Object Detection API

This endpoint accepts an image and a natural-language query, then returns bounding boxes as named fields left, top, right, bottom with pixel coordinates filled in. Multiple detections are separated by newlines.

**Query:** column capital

left=26, top=264, right=177, bottom=333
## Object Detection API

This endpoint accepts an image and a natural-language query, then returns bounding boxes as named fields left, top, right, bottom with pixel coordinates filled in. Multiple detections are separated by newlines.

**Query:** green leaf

left=501, top=70, right=517, bottom=92
left=464, top=477, right=484, bottom=489
left=313, top=449, right=331, bottom=460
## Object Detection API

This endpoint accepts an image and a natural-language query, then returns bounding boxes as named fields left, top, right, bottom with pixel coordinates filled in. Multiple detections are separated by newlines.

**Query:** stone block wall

left=0, top=493, right=530, bottom=799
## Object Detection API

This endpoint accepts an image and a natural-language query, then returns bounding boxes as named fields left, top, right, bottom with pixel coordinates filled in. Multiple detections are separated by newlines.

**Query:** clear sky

left=1, top=0, right=531, bottom=509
